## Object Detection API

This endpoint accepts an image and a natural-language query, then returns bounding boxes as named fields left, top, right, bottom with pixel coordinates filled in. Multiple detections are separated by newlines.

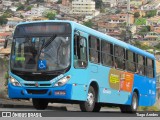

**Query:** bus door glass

left=74, top=32, right=87, bottom=68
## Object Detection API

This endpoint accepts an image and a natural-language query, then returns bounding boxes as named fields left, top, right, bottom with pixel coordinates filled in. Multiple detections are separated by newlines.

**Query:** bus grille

left=39, top=84, right=51, bottom=86
left=24, top=83, right=51, bottom=87
left=27, top=89, right=48, bottom=94
left=24, top=84, right=35, bottom=87
left=18, top=74, right=58, bottom=81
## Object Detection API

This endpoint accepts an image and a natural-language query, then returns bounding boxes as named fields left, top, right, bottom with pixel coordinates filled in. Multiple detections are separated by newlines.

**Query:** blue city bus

left=7, top=20, right=156, bottom=112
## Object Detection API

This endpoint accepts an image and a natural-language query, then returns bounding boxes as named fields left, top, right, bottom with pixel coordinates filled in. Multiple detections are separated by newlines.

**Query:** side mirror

left=4, top=38, right=8, bottom=49
left=4, top=35, right=12, bottom=48
left=74, top=29, right=80, bottom=36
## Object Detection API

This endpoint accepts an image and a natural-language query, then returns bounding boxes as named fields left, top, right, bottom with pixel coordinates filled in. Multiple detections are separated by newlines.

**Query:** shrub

left=138, top=106, right=160, bottom=111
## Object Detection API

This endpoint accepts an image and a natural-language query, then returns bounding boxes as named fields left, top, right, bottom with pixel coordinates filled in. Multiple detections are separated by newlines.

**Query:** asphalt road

left=0, top=99, right=159, bottom=119
left=1, top=106, right=160, bottom=118
left=0, top=107, right=142, bottom=117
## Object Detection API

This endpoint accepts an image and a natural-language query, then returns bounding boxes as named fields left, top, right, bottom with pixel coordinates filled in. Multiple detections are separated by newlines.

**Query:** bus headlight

left=10, top=76, right=22, bottom=87
left=54, top=75, right=71, bottom=87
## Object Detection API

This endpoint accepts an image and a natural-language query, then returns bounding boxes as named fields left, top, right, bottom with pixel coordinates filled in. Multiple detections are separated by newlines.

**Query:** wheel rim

left=132, top=95, right=137, bottom=110
left=87, top=92, right=94, bottom=107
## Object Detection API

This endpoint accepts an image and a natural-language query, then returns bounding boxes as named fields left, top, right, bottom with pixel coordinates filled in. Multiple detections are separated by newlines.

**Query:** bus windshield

left=11, top=35, right=71, bottom=72
left=10, top=22, right=71, bottom=73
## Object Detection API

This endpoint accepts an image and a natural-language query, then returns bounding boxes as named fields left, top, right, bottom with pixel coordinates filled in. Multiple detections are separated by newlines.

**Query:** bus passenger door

left=71, top=31, right=89, bottom=101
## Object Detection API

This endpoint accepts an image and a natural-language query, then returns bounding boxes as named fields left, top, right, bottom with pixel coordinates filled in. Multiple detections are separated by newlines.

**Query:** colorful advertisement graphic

left=109, top=69, right=134, bottom=92
left=109, top=69, right=120, bottom=90
left=120, top=72, right=134, bottom=92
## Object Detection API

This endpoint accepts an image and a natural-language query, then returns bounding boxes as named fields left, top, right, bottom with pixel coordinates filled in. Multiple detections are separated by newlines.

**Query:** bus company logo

left=103, top=88, right=111, bottom=94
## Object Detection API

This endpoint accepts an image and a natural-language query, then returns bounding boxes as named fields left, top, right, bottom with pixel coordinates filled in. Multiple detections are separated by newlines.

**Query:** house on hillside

left=102, top=0, right=117, bottom=8
left=25, top=16, right=48, bottom=21
left=107, top=14, right=135, bottom=25
left=144, top=32, right=159, bottom=41
left=130, top=0, right=143, bottom=8
left=58, top=4, right=72, bottom=14
left=0, top=25, right=10, bottom=32
left=154, top=26, right=160, bottom=34
left=23, top=5, right=49, bottom=17
left=141, top=0, right=160, bottom=10
left=72, top=0, right=95, bottom=15
left=146, top=16, right=160, bottom=26
left=7, top=17, right=23, bottom=28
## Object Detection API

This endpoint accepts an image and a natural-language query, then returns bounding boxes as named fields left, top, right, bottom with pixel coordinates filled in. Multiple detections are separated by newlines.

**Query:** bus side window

left=137, top=55, right=145, bottom=76
left=89, top=36, right=100, bottom=63
left=101, top=40, right=113, bottom=67
left=146, top=58, right=154, bottom=78
left=74, top=35, right=87, bottom=68
left=114, top=45, right=125, bottom=70
left=126, top=50, right=136, bottom=72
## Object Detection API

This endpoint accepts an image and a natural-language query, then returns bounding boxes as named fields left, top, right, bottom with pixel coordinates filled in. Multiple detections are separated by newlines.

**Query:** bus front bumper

left=8, top=83, right=72, bottom=99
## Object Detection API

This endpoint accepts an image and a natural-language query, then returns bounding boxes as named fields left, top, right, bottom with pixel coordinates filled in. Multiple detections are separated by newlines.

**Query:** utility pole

left=127, top=0, right=130, bottom=27
left=126, top=0, right=131, bottom=43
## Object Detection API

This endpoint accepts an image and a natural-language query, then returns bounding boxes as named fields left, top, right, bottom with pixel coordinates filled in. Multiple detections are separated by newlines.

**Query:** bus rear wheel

left=32, top=98, right=48, bottom=110
left=80, top=86, right=101, bottom=112
left=120, top=92, right=138, bottom=113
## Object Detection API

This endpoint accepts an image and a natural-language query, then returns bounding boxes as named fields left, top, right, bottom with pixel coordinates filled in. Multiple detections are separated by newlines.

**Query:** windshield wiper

left=38, top=34, right=57, bottom=59
left=40, top=34, right=57, bottom=52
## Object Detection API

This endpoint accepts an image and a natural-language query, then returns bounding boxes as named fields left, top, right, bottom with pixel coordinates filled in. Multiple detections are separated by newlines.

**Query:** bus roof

left=16, top=20, right=155, bottom=60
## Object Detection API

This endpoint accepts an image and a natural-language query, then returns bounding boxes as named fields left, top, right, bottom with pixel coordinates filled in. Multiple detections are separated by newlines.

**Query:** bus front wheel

left=120, top=92, right=138, bottom=113
left=32, top=98, right=48, bottom=110
left=80, top=86, right=96, bottom=112
left=80, top=86, right=100, bottom=112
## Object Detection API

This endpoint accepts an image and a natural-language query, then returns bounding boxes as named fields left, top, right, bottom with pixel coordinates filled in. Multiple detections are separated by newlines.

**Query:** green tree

left=138, top=26, right=149, bottom=37
left=100, top=8, right=105, bottom=13
left=0, top=16, right=8, bottom=25
left=119, top=30, right=126, bottom=41
left=3, top=9, right=13, bottom=18
left=36, top=0, right=44, bottom=2
left=135, top=18, right=146, bottom=25
left=133, top=41, right=153, bottom=50
left=115, top=9, right=121, bottom=14
left=83, top=20, right=93, bottom=28
left=154, top=42, right=160, bottom=49
left=134, top=12, right=140, bottom=18
left=45, top=12, right=56, bottom=20
left=120, top=30, right=132, bottom=42
left=26, top=6, right=32, bottom=11
left=95, top=0, right=103, bottom=9
left=16, top=4, right=25, bottom=11
left=20, top=14, right=24, bottom=19
left=57, top=0, right=62, bottom=4
left=139, top=26, right=150, bottom=34
left=145, top=10, right=157, bottom=18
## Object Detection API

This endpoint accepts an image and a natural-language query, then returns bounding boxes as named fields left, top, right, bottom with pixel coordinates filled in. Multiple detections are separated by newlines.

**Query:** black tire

left=93, top=103, right=101, bottom=112
left=120, top=92, right=138, bottom=113
left=32, top=98, right=48, bottom=110
left=80, top=86, right=97, bottom=112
